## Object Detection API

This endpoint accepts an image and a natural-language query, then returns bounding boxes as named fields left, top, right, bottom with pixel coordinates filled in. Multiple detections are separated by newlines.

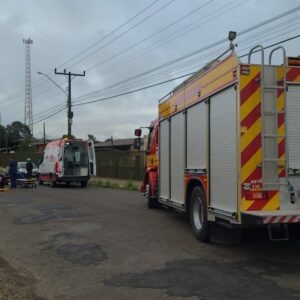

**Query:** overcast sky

left=0, top=0, right=299, bottom=141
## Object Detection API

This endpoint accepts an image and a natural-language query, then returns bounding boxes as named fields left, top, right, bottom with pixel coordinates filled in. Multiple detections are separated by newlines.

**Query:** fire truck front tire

left=147, top=182, right=158, bottom=209
left=190, top=186, right=209, bottom=242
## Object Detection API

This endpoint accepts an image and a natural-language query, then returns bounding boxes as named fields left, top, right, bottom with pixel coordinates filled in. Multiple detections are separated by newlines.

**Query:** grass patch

left=88, top=178, right=139, bottom=191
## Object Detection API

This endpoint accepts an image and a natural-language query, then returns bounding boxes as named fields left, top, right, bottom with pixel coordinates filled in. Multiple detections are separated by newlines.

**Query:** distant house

left=94, top=138, right=145, bottom=152
left=31, top=139, right=52, bottom=153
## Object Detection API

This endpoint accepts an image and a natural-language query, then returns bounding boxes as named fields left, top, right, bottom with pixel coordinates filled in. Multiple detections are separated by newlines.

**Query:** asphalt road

left=0, top=185, right=299, bottom=299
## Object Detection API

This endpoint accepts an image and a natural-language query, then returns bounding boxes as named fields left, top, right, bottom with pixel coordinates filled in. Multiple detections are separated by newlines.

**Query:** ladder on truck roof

left=248, top=45, right=288, bottom=191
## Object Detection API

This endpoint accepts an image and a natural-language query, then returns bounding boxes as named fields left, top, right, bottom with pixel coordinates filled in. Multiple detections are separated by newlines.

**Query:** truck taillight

left=245, top=191, right=268, bottom=200
left=55, top=162, right=59, bottom=173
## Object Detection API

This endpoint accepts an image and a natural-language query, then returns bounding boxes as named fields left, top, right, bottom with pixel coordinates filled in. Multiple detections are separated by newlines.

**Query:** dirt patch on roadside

left=0, top=256, right=45, bottom=300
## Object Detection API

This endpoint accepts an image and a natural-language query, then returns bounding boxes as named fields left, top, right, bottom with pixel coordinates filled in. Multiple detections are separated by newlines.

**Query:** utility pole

left=43, top=122, right=46, bottom=146
left=54, top=69, right=85, bottom=138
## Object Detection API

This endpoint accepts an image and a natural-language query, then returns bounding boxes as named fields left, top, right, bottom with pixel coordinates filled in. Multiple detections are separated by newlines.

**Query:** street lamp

left=37, top=71, right=68, bottom=96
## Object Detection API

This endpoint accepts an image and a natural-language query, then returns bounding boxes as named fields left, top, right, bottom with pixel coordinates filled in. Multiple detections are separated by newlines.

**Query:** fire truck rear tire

left=147, top=182, right=158, bottom=209
left=189, top=186, right=209, bottom=242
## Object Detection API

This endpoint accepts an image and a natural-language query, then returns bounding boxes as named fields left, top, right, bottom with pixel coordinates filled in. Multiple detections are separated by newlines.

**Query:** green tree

left=19, top=137, right=33, bottom=152
left=62, top=134, right=76, bottom=139
left=5, top=121, right=32, bottom=149
left=88, top=134, right=97, bottom=143
left=0, top=124, right=6, bottom=148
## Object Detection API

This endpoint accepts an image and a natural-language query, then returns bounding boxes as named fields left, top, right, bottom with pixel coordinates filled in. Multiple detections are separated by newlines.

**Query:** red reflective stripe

left=289, top=216, right=297, bottom=223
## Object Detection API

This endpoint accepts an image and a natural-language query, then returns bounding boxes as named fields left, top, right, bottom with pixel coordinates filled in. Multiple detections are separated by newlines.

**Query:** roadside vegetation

left=89, top=177, right=140, bottom=191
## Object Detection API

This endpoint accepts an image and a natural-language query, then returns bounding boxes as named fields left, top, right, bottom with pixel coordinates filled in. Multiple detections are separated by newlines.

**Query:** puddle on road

left=14, top=203, right=87, bottom=224
left=105, top=258, right=300, bottom=299
left=41, top=232, right=107, bottom=266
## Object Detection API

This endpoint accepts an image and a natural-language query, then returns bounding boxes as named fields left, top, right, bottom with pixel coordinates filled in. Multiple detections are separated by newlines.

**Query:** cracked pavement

left=0, top=185, right=299, bottom=299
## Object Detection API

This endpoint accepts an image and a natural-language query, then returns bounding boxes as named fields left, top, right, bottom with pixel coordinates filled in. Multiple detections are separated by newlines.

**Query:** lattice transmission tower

left=23, top=38, right=33, bottom=134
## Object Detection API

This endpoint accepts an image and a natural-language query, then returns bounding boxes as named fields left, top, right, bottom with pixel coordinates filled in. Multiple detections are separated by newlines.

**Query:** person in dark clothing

left=0, top=174, right=4, bottom=188
left=26, top=158, right=33, bottom=179
left=8, top=157, right=18, bottom=188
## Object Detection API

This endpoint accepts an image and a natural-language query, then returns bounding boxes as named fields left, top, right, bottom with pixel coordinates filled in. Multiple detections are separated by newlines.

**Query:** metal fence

left=0, top=151, right=145, bottom=181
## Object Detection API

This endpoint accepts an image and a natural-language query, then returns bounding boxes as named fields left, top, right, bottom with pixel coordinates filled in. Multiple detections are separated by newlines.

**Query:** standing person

left=26, top=158, right=33, bottom=179
left=8, top=157, right=18, bottom=188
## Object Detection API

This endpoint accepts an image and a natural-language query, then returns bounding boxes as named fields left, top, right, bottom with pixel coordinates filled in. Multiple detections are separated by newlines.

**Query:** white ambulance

left=38, top=139, right=96, bottom=187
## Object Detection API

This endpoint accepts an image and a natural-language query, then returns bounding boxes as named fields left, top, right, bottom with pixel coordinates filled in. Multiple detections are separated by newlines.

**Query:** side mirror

left=134, top=128, right=142, bottom=137
left=133, top=138, right=141, bottom=150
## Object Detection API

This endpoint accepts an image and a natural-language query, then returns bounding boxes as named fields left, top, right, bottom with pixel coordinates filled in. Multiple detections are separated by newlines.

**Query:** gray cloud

left=0, top=0, right=299, bottom=140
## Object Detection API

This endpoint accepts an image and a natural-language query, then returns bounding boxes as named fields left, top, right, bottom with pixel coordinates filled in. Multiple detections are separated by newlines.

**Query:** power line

left=33, top=14, right=300, bottom=107
left=85, top=0, right=215, bottom=72
left=66, top=0, right=176, bottom=70
left=0, top=0, right=164, bottom=105
left=4, top=3, right=299, bottom=110
left=72, top=6, right=300, bottom=103
left=33, top=106, right=67, bottom=125
left=33, top=33, right=300, bottom=125
left=56, top=0, right=162, bottom=69
left=22, top=5, right=300, bottom=124
left=6, top=20, right=300, bottom=126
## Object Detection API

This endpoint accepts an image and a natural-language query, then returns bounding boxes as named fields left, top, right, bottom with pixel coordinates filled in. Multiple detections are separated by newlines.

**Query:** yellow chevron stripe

left=240, top=66, right=260, bottom=90
left=262, top=192, right=280, bottom=210
left=241, top=118, right=261, bottom=152
left=241, top=196, right=255, bottom=211
left=277, top=93, right=284, bottom=111
left=241, top=149, right=262, bottom=183
left=240, top=88, right=260, bottom=122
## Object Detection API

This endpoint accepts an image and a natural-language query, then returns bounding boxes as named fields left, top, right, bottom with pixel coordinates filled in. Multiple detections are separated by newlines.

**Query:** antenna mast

left=23, top=38, right=33, bottom=134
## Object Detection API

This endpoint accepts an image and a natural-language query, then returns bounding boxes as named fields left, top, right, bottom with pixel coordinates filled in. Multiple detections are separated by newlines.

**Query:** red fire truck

left=135, top=32, right=300, bottom=242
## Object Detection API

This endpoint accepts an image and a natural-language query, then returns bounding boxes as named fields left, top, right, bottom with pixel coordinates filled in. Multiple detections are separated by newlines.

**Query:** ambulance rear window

left=64, top=142, right=88, bottom=166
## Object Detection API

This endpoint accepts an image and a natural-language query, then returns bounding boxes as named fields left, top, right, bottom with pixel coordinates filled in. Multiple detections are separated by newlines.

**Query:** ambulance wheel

left=189, top=186, right=209, bottom=242
left=80, top=181, right=87, bottom=188
left=38, top=176, right=43, bottom=185
left=147, top=182, right=158, bottom=209
left=50, top=176, right=56, bottom=188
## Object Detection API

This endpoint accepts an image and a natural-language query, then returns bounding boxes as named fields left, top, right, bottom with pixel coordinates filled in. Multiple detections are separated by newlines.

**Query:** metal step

left=264, top=85, right=285, bottom=90
left=268, top=224, right=289, bottom=241
left=264, top=110, right=285, bottom=115
left=263, top=182, right=287, bottom=186
left=263, top=158, right=285, bottom=162
left=263, top=134, right=286, bottom=138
